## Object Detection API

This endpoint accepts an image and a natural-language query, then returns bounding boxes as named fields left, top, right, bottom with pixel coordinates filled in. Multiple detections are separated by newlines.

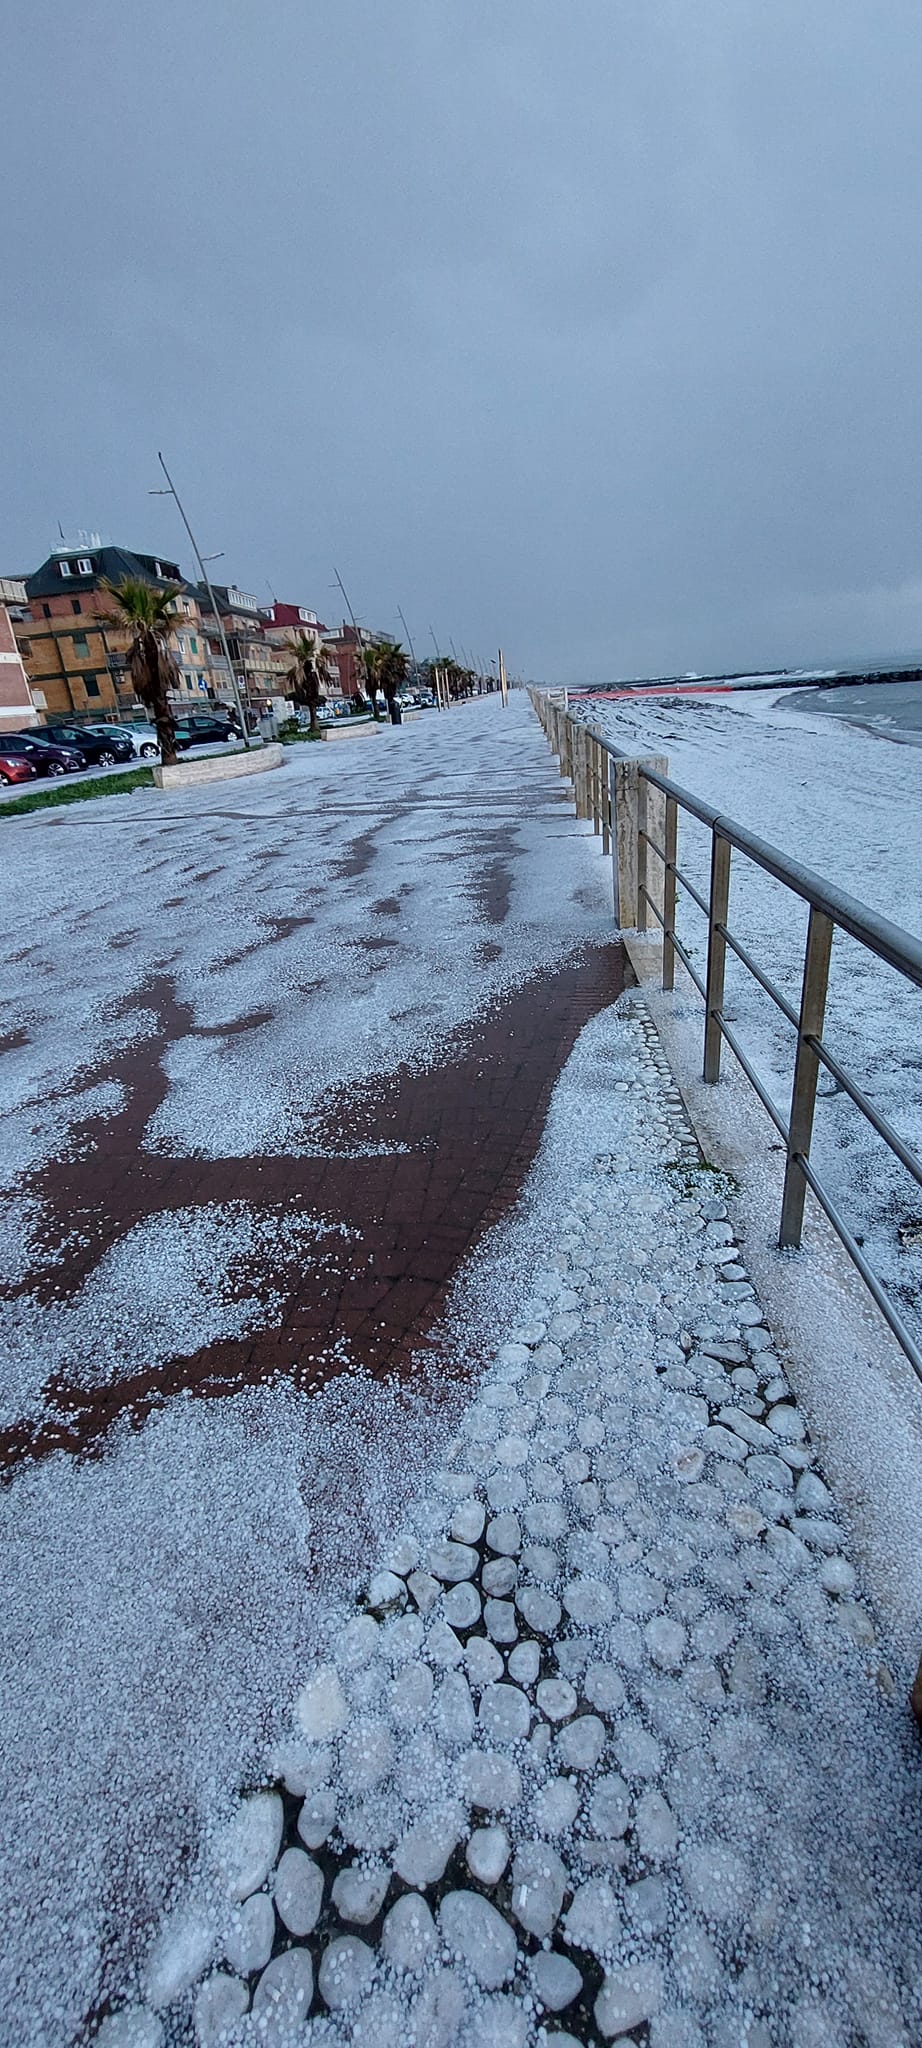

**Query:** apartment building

left=321, top=620, right=377, bottom=699
left=261, top=602, right=339, bottom=697
left=193, top=583, right=287, bottom=716
left=17, top=541, right=212, bottom=718
left=0, top=578, right=39, bottom=729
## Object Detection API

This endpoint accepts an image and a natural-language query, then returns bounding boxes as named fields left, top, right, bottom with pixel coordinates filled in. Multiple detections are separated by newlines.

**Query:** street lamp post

left=397, top=604, right=418, bottom=683
left=151, top=453, right=251, bottom=747
left=429, top=624, right=444, bottom=711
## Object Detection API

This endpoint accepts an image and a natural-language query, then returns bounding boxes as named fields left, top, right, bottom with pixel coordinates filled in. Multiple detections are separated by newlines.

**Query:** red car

left=0, top=752, right=38, bottom=786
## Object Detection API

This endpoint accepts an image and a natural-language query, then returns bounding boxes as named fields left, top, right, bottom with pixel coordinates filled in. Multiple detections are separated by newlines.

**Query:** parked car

left=0, top=752, right=39, bottom=785
left=2, top=733, right=87, bottom=776
left=41, top=723, right=134, bottom=766
left=173, top=714, right=240, bottom=750
left=86, top=722, right=161, bottom=759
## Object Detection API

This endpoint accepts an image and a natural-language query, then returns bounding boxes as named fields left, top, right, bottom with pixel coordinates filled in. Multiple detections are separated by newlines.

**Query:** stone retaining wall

left=153, top=745, right=285, bottom=789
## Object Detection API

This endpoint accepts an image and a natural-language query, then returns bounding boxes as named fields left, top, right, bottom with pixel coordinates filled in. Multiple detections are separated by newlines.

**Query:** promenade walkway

left=0, top=698, right=919, bottom=2047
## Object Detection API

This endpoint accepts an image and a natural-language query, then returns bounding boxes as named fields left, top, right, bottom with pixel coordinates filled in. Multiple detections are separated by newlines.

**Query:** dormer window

left=60, top=560, right=71, bottom=576
left=77, top=557, right=94, bottom=575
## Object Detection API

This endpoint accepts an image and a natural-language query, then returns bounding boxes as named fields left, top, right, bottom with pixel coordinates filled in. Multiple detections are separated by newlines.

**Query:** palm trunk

left=154, top=698, right=178, bottom=766
left=149, top=636, right=178, bottom=765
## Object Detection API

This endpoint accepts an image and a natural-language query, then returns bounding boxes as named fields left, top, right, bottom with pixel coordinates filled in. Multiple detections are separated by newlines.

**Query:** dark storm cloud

left=3, top=0, right=922, bottom=679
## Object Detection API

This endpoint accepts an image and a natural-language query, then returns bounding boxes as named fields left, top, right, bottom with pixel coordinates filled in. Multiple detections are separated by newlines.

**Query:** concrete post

left=611, top=755, right=668, bottom=928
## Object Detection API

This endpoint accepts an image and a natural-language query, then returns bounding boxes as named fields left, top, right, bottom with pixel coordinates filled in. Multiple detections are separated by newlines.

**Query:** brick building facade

left=0, top=579, right=38, bottom=729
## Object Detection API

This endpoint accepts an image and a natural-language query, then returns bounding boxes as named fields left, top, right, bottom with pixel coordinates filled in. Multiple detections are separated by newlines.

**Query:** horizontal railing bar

left=672, top=863, right=710, bottom=918
left=537, top=694, right=922, bottom=1387
left=637, top=881, right=662, bottom=926
left=716, top=923, right=800, bottom=1030
left=638, top=887, right=708, bottom=1000
left=806, top=1037, right=922, bottom=1190
left=670, top=935, right=708, bottom=1004
left=637, top=764, right=922, bottom=989
left=565, top=706, right=922, bottom=987
left=713, top=1010, right=790, bottom=1142
left=796, top=1155, right=922, bottom=1383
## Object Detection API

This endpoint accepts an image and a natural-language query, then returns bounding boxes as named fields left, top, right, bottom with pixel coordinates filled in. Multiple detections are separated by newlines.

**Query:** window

left=59, top=561, right=71, bottom=577
left=84, top=676, right=100, bottom=697
left=71, top=598, right=81, bottom=614
left=19, top=639, right=31, bottom=656
left=190, top=636, right=198, bottom=655
left=77, top=557, right=94, bottom=575
left=73, top=635, right=90, bottom=657
left=42, top=604, right=51, bottom=618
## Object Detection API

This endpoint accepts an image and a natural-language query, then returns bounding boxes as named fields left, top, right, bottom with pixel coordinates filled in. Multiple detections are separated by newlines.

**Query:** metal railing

left=529, top=689, right=922, bottom=1383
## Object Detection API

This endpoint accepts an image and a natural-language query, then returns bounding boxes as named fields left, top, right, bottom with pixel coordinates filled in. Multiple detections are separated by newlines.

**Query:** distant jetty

left=567, top=656, right=922, bottom=698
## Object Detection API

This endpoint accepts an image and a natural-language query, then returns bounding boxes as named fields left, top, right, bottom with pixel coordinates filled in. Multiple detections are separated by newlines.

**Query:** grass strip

left=0, top=767, right=155, bottom=818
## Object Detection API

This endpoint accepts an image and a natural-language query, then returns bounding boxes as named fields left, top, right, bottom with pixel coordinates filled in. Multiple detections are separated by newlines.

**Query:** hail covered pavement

left=113, top=1000, right=922, bottom=2048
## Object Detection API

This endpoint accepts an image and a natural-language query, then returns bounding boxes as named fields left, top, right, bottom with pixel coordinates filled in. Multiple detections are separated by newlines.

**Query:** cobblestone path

left=1, top=700, right=919, bottom=2048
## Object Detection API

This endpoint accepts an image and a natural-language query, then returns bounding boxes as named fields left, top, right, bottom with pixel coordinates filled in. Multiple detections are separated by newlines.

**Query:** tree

left=284, top=632, right=327, bottom=734
left=372, top=639, right=409, bottom=723
left=101, top=576, right=181, bottom=764
left=362, top=640, right=385, bottom=719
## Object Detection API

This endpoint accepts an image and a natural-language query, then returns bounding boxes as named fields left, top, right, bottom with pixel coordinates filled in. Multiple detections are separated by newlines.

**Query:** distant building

left=17, top=541, right=212, bottom=718
left=321, top=620, right=378, bottom=700
left=193, top=584, right=288, bottom=716
left=263, top=601, right=321, bottom=633
left=0, top=578, right=39, bottom=729
left=262, top=602, right=339, bottom=699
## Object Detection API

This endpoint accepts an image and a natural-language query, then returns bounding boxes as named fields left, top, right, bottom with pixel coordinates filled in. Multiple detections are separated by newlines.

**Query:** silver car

left=86, top=721, right=160, bottom=760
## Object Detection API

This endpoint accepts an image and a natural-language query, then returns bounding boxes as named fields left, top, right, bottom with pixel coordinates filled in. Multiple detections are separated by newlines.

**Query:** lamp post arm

left=157, top=453, right=250, bottom=747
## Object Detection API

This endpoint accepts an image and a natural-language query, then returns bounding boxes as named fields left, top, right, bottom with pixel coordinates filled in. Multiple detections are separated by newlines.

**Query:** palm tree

left=362, top=641, right=385, bottom=719
left=284, top=632, right=327, bottom=734
left=101, top=577, right=180, bottom=764
left=366, top=639, right=409, bottom=724
left=380, top=640, right=408, bottom=717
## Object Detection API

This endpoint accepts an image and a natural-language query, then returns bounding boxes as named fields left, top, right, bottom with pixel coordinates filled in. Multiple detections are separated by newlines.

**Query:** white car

left=86, top=721, right=160, bottom=760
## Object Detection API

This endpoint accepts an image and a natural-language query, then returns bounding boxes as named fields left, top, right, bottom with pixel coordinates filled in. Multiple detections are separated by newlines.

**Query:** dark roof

left=25, top=545, right=188, bottom=600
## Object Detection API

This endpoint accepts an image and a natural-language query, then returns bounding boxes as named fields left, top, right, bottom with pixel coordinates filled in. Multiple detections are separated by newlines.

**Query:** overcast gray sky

left=4, top=0, right=922, bottom=681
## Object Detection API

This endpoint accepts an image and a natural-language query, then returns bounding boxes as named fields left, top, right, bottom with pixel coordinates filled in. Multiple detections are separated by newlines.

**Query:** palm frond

left=99, top=576, right=180, bottom=637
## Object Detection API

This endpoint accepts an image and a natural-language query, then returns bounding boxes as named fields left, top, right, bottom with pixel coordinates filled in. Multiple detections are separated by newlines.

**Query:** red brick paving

left=0, top=943, right=629, bottom=1475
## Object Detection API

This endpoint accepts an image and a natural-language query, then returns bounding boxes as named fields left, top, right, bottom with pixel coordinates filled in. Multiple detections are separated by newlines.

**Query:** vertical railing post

left=662, top=794, right=678, bottom=991
left=610, top=755, right=621, bottom=922
left=592, top=737, right=601, bottom=834
left=577, top=726, right=590, bottom=820
left=779, top=908, right=834, bottom=1249
left=601, top=743, right=611, bottom=857
left=703, top=830, right=731, bottom=1081
left=636, top=772, right=649, bottom=929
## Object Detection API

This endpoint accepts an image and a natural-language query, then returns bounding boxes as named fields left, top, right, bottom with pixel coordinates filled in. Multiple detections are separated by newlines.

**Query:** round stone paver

left=479, top=1682, right=531, bottom=1744
left=510, top=1840, right=568, bottom=1938
left=439, top=1890, right=519, bottom=1988
left=252, top=1947, right=315, bottom=2027
left=275, top=1845, right=324, bottom=1936
left=381, top=1892, right=438, bottom=1974
left=466, top=1824, right=511, bottom=1886
left=531, top=1949, right=583, bottom=2012
left=318, top=1935, right=376, bottom=2011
